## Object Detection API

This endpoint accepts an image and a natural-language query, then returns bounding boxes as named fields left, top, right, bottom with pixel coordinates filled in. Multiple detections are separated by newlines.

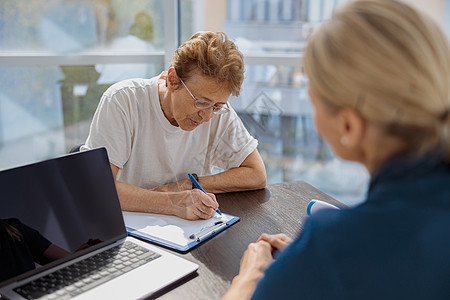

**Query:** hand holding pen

left=188, top=173, right=222, bottom=216
left=177, top=188, right=219, bottom=220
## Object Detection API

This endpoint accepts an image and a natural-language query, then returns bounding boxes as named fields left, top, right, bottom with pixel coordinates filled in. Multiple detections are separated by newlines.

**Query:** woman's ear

left=338, top=108, right=366, bottom=150
left=166, top=67, right=179, bottom=92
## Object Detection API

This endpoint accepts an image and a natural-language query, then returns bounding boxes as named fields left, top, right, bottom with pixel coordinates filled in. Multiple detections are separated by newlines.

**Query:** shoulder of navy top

left=367, top=152, right=450, bottom=205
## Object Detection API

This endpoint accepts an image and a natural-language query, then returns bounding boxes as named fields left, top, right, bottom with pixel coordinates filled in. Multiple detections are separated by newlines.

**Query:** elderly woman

left=82, top=31, right=266, bottom=220
left=224, top=0, right=450, bottom=299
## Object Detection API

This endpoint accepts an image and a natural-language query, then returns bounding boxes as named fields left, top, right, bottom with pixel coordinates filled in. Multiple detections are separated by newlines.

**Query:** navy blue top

left=252, top=154, right=450, bottom=300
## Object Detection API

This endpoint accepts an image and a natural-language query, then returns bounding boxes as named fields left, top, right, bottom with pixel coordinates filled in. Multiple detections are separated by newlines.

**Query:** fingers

left=250, top=240, right=272, bottom=253
left=181, top=190, right=219, bottom=220
left=199, top=191, right=219, bottom=210
left=257, top=233, right=293, bottom=252
left=193, top=190, right=219, bottom=214
left=239, top=240, right=273, bottom=274
left=191, top=208, right=215, bottom=220
left=258, top=233, right=292, bottom=244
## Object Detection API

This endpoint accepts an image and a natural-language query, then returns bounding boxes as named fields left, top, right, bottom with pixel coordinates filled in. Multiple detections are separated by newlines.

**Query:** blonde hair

left=171, top=31, right=244, bottom=96
left=304, top=0, right=450, bottom=161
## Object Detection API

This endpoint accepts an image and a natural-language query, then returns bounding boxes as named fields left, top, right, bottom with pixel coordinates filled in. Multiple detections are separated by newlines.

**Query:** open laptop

left=0, top=148, right=198, bottom=299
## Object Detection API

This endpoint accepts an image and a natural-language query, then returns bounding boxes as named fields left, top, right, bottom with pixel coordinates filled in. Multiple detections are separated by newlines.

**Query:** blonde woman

left=224, top=0, right=450, bottom=299
left=82, top=32, right=266, bottom=220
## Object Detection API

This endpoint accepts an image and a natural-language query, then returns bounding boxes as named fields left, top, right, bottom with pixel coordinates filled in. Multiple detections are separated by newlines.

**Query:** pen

left=188, top=173, right=222, bottom=215
left=193, top=223, right=227, bottom=242
left=189, top=221, right=224, bottom=240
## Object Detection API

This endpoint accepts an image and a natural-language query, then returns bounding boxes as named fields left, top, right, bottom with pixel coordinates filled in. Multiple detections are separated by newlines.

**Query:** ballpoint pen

left=188, top=173, right=222, bottom=215
left=189, top=221, right=225, bottom=240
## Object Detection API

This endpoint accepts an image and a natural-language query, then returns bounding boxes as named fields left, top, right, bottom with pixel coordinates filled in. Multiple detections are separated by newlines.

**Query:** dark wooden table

left=151, top=180, right=345, bottom=300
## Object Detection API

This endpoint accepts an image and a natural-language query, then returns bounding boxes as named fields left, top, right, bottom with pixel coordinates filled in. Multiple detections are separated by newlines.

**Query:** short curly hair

left=171, top=31, right=244, bottom=96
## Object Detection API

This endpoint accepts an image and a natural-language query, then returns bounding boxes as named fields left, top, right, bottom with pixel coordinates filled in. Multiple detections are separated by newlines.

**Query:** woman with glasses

left=223, top=0, right=450, bottom=299
left=82, top=31, right=266, bottom=220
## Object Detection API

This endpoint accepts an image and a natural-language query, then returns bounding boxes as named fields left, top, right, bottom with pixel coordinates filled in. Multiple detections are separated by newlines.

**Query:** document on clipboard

left=122, top=211, right=240, bottom=253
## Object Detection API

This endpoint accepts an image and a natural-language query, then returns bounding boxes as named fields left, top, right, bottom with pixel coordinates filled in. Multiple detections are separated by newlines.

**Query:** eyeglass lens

left=180, top=77, right=229, bottom=114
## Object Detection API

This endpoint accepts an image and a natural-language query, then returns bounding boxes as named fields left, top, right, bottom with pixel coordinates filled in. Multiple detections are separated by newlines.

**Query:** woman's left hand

left=239, top=240, right=273, bottom=276
left=257, top=233, right=293, bottom=253
left=222, top=240, right=273, bottom=300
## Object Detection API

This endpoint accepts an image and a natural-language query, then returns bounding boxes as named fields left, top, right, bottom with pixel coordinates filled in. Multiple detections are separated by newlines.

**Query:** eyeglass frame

left=179, top=77, right=230, bottom=115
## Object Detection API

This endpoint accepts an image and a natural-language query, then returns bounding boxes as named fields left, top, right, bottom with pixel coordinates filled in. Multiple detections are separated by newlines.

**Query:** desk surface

left=152, top=180, right=345, bottom=300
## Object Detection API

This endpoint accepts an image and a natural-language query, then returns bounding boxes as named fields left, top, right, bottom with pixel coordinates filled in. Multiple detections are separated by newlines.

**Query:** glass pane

left=0, top=0, right=164, bottom=53
left=0, top=65, right=65, bottom=169
left=181, top=0, right=368, bottom=206
left=0, top=0, right=166, bottom=170
left=0, top=63, right=163, bottom=170
left=229, top=65, right=369, bottom=206
left=180, top=0, right=195, bottom=43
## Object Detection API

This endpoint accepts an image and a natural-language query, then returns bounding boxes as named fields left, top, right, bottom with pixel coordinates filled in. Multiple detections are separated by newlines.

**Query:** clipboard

left=123, top=211, right=240, bottom=253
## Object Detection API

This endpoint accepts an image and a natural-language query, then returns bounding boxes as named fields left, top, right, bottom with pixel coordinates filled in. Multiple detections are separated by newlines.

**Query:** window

left=0, top=0, right=166, bottom=169
left=180, top=0, right=368, bottom=206
left=2, top=0, right=447, bottom=206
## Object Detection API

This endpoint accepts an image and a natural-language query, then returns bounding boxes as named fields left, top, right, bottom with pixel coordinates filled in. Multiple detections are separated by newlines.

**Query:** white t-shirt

left=82, top=74, right=258, bottom=188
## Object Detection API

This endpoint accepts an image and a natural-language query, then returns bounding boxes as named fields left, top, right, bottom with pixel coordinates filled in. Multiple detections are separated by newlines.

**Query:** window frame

left=0, top=0, right=301, bottom=68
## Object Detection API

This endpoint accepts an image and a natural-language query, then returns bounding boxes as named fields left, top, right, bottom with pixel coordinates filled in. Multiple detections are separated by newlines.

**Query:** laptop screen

left=0, top=148, right=126, bottom=284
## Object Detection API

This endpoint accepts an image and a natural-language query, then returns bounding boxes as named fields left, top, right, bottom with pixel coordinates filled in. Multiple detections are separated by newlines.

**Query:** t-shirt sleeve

left=208, top=107, right=258, bottom=170
left=82, top=90, right=133, bottom=169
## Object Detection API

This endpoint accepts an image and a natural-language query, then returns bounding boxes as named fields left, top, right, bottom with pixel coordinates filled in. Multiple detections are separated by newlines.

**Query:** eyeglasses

left=179, top=78, right=230, bottom=115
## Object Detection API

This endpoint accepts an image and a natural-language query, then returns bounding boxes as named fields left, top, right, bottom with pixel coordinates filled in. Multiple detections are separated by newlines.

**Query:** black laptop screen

left=0, top=148, right=125, bottom=283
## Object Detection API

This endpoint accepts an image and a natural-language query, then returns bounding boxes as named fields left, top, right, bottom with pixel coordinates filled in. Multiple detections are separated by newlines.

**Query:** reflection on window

left=0, top=1, right=165, bottom=170
left=0, top=0, right=369, bottom=206
left=187, top=0, right=369, bottom=206
left=0, top=66, right=65, bottom=169
left=0, top=1, right=164, bottom=53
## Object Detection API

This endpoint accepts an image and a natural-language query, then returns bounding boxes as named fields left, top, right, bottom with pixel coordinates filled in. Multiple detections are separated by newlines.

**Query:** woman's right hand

left=171, top=189, right=219, bottom=220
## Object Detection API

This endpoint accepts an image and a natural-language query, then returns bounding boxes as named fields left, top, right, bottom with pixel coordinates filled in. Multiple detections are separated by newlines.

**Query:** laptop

left=0, top=148, right=198, bottom=299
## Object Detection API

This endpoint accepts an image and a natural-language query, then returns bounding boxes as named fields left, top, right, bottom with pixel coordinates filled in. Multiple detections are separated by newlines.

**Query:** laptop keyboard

left=13, top=241, right=161, bottom=300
